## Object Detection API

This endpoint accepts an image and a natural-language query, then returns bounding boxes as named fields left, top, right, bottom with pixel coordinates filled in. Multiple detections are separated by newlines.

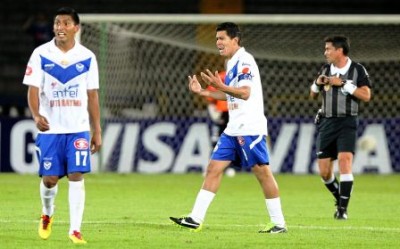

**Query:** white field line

left=1, top=219, right=400, bottom=233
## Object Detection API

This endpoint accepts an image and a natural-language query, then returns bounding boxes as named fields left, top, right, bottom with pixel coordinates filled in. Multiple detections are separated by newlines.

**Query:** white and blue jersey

left=211, top=47, right=270, bottom=168
left=23, top=38, right=99, bottom=134
left=224, top=47, right=268, bottom=136
left=23, top=39, right=98, bottom=176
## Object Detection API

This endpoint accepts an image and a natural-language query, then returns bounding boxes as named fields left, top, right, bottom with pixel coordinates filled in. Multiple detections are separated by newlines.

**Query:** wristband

left=311, top=82, right=320, bottom=93
left=342, top=82, right=357, bottom=95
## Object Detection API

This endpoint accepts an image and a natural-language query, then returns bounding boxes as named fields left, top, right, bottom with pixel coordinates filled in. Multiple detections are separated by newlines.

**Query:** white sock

left=40, top=180, right=57, bottom=216
left=69, top=180, right=85, bottom=234
left=265, top=197, right=285, bottom=227
left=340, top=174, right=354, bottom=182
left=190, top=189, right=215, bottom=223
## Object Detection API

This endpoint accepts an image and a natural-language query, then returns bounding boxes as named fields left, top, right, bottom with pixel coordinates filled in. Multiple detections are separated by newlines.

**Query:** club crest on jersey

left=74, top=138, right=89, bottom=150
left=228, top=71, right=234, bottom=80
left=43, top=161, right=52, bottom=170
left=76, top=63, right=85, bottom=72
left=237, top=136, right=245, bottom=146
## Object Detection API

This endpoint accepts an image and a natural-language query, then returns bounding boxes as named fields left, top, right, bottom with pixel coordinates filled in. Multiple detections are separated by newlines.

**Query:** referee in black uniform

left=310, top=36, right=372, bottom=220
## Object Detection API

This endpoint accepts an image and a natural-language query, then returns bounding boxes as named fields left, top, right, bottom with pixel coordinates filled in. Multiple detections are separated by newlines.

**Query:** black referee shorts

left=316, top=116, right=358, bottom=160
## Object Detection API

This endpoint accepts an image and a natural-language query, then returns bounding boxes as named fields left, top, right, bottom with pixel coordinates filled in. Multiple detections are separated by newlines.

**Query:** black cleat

left=334, top=207, right=348, bottom=220
left=169, top=216, right=202, bottom=231
left=259, top=223, right=288, bottom=233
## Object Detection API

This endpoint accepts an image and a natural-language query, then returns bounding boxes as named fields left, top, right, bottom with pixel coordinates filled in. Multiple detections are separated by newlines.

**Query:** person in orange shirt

left=205, top=71, right=229, bottom=148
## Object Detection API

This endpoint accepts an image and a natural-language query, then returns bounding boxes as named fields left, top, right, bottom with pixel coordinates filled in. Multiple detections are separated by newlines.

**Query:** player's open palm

left=188, top=75, right=202, bottom=94
left=201, top=69, right=224, bottom=89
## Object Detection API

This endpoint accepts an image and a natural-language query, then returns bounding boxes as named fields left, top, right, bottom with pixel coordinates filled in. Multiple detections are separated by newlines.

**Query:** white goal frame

left=80, top=14, right=400, bottom=24
left=77, top=14, right=400, bottom=50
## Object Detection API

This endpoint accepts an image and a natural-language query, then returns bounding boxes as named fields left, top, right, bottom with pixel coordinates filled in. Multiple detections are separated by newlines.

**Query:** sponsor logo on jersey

left=50, top=99, right=82, bottom=107
left=25, top=66, right=32, bottom=76
left=237, top=67, right=252, bottom=82
left=228, top=102, right=239, bottom=110
left=68, top=84, right=79, bottom=90
left=52, top=84, right=79, bottom=99
left=44, top=63, right=55, bottom=71
left=242, top=67, right=250, bottom=74
left=74, top=138, right=89, bottom=150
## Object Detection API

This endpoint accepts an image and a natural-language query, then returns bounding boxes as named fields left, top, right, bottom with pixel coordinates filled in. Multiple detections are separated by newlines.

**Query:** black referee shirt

left=316, top=61, right=372, bottom=117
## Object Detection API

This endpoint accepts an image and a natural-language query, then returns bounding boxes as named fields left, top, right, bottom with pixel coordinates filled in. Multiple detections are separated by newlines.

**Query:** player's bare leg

left=170, top=160, right=230, bottom=230
left=253, top=164, right=287, bottom=233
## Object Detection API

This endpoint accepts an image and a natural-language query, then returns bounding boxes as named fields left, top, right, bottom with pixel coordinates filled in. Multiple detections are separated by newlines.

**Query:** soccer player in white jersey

left=23, top=7, right=102, bottom=244
left=170, top=22, right=287, bottom=233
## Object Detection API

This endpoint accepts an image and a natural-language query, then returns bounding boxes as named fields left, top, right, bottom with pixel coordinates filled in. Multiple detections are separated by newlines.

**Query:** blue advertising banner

left=1, top=117, right=398, bottom=174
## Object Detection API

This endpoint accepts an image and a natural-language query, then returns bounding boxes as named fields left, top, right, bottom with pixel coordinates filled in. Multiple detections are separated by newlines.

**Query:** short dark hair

left=324, top=36, right=350, bottom=55
left=55, top=7, right=80, bottom=25
left=216, top=22, right=241, bottom=45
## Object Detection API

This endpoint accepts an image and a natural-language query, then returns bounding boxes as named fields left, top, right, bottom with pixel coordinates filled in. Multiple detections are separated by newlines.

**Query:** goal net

left=79, top=14, right=400, bottom=173
left=79, top=14, right=400, bottom=120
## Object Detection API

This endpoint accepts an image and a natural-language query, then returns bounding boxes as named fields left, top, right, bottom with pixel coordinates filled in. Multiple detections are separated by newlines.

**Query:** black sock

left=324, top=177, right=340, bottom=203
left=339, top=181, right=353, bottom=209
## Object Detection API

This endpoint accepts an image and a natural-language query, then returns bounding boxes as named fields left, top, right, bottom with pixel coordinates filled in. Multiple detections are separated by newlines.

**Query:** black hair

left=55, top=7, right=80, bottom=25
left=216, top=22, right=241, bottom=45
left=324, top=36, right=350, bottom=55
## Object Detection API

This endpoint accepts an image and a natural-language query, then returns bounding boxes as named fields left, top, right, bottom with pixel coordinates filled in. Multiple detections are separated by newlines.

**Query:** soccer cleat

left=259, top=223, right=288, bottom=234
left=334, top=207, right=348, bottom=220
left=169, top=216, right=202, bottom=231
left=38, top=215, right=53, bottom=239
left=69, top=230, right=87, bottom=244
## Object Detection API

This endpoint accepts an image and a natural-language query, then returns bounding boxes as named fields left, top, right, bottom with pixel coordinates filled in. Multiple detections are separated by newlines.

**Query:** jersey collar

left=49, top=38, right=80, bottom=55
left=330, top=57, right=352, bottom=76
left=228, top=47, right=245, bottom=68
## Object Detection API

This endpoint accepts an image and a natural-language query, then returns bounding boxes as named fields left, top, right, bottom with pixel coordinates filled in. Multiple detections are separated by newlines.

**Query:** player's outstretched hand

left=201, top=69, right=224, bottom=89
left=188, top=75, right=202, bottom=94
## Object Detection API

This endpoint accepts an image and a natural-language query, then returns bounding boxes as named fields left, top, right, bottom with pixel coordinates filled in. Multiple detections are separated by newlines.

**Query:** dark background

left=0, top=0, right=398, bottom=116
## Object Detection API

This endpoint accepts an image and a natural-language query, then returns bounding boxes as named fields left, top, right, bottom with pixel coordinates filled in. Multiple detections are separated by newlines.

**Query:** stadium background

left=0, top=0, right=399, bottom=173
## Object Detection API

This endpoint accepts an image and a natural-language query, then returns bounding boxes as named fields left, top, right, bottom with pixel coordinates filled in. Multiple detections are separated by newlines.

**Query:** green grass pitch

left=0, top=173, right=399, bottom=248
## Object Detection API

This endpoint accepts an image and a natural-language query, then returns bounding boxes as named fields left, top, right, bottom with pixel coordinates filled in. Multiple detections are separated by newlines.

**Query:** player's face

left=324, top=42, right=341, bottom=65
left=53, top=15, right=79, bottom=44
left=216, top=31, right=239, bottom=58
